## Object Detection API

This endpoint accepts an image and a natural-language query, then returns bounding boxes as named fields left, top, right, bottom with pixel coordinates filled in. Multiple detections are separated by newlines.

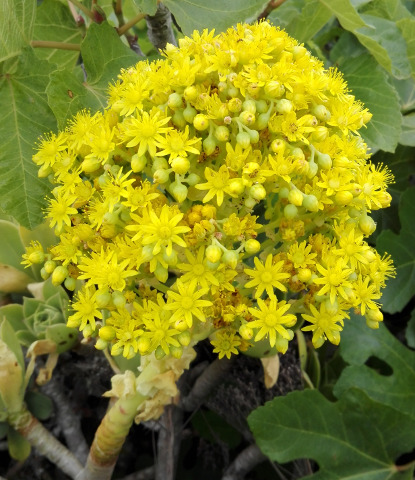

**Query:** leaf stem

left=68, top=0, right=95, bottom=21
left=30, top=40, right=81, bottom=51
left=117, top=12, right=146, bottom=36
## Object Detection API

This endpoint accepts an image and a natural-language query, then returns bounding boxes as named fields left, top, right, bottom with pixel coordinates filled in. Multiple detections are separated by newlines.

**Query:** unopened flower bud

left=206, top=245, right=222, bottom=263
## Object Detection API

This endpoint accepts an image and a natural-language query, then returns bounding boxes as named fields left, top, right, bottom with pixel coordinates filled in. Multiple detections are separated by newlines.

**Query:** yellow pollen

left=261, top=271, right=273, bottom=283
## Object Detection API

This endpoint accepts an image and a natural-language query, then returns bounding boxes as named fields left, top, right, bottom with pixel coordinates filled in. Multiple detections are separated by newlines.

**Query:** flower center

left=181, top=297, right=194, bottom=310
left=159, top=226, right=172, bottom=239
left=265, top=313, right=277, bottom=326
left=193, top=264, right=205, bottom=276
left=261, top=271, right=273, bottom=283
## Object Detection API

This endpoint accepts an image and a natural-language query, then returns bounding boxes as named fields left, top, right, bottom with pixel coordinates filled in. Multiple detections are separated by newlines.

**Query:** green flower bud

left=169, top=181, right=188, bottom=202
left=222, top=250, right=239, bottom=269
left=40, top=267, right=50, bottom=280
left=256, top=112, right=270, bottom=130
left=284, top=204, right=298, bottom=219
left=137, top=336, right=151, bottom=355
left=155, top=345, right=166, bottom=360
left=239, top=324, right=253, bottom=340
left=307, top=161, right=318, bottom=178
left=288, top=189, right=303, bottom=206
left=236, top=131, right=251, bottom=149
left=248, top=129, right=259, bottom=144
left=228, top=178, right=245, bottom=196
left=239, top=111, right=255, bottom=126
left=171, top=156, right=190, bottom=174
left=228, top=98, right=242, bottom=113
left=244, top=197, right=257, bottom=209
left=99, top=326, right=116, bottom=341
left=312, top=104, right=331, bottom=121
left=193, top=114, right=209, bottom=131
left=170, top=345, right=183, bottom=359
left=168, top=92, right=183, bottom=109
left=112, top=291, right=126, bottom=309
left=172, top=109, right=186, bottom=129
left=178, top=331, right=191, bottom=346
left=256, top=99, right=268, bottom=113
left=250, top=184, right=266, bottom=201
left=154, top=264, right=168, bottom=283
left=29, top=251, right=45, bottom=265
left=131, top=154, right=147, bottom=172
left=264, top=80, right=285, bottom=98
left=214, top=125, right=230, bottom=142
left=183, top=105, right=197, bottom=123
left=153, top=169, right=170, bottom=184
left=64, top=277, right=76, bottom=291
left=52, top=266, right=68, bottom=286
left=96, top=291, right=112, bottom=308
left=242, top=99, right=256, bottom=114
left=276, top=99, right=293, bottom=114
left=186, top=173, right=200, bottom=186
left=203, top=136, right=217, bottom=155
left=317, top=152, right=332, bottom=169
left=303, top=194, right=319, bottom=212
left=206, top=245, right=222, bottom=263
left=245, top=238, right=261, bottom=255
left=152, top=157, right=168, bottom=171
left=184, top=85, right=198, bottom=101
left=359, top=215, right=376, bottom=236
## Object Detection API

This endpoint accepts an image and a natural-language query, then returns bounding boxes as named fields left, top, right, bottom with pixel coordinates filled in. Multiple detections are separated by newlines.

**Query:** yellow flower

left=67, top=286, right=102, bottom=331
left=302, top=302, right=346, bottom=347
left=287, top=241, right=317, bottom=269
left=119, top=109, right=171, bottom=156
left=352, top=275, right=380, bottom=315
left=166, top=280, right=212, bottom=328
left=314, top=259, right=353, bottom=304
left=46, top=191, right=77, bottom=231
left=178, top=247, right=220, bottom=289
left=195, top=165, right=234, bottom=206
left=156, top=126, right=200, bottom=159
left=211, top=330, right=241, bottom=359
left=78, top=249, right=136, bottom=291
left=128, top=205, right=190, bottom=256
left=248, top=297, right=296, bottom=350
left=244, top=254, right=290, bottom=298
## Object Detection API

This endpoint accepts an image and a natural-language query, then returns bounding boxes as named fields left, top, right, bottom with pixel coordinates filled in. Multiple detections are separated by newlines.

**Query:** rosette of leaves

left=0, top=278, right=77, bottom=353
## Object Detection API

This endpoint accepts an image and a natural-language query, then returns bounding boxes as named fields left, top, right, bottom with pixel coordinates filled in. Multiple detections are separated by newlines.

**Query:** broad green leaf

left=0, top=0, right=36, bottom=63
left=33, top=0, right=82, bottom=69
left=341, top=54, right=401, bottom=153
left=397, top=18, right=415, bottom=79
left=162, top=0, right=269, bottom=35
left=360, top=0, right=412, bottom=21
left=392, top=77, right=415, bottom=112
left=0, top=48, right=57, bottom=229
left=267, top=0, right=304, bottom=29
left=400, top=113, right=415, bottom=146
left=132, top=0, right=158, bottom=15
left=249, top=388, right=415, bottom=479
left=269, top=0, right=332, bottom=43
left=335, top=312, right=415, bottom=418
left=405, top=308, right=415, bottom=349
left=46, top=22, right=140, bottom=128
left=377, top=187, right=415, bottom=313
left=320, top=0, right=412, bottom=78
left=358, top=13, right=411, bottom=79
left=319, top=0, right=367, bottom=31
left=373, top=146, right=415, bottom=196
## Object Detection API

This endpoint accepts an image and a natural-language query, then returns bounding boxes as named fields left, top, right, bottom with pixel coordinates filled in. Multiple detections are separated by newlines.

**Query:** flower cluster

left=24, top=22, right=395, bottom=360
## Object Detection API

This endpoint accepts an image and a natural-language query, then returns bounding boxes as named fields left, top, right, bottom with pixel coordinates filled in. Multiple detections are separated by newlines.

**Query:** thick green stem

left=8, top=407, right=82, bottom=479
left=76, top=392, right=145, bottom=480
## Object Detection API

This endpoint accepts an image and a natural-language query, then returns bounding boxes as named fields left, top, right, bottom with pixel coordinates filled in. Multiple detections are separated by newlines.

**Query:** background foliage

left=0, top=0, right=415, bottom=478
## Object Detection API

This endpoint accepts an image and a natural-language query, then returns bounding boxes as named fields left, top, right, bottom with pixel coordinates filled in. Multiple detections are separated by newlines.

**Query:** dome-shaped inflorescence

left=26, top=22, right=395, bottom=360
